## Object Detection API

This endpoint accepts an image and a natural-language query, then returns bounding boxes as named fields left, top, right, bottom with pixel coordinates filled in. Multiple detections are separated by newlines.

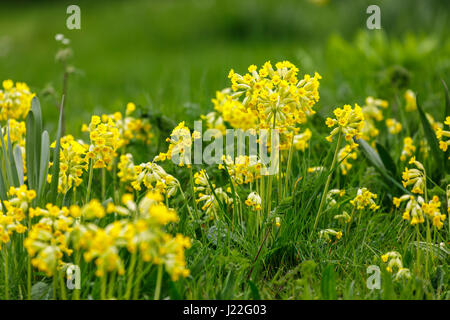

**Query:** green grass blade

left=376, top=142, right=397, bottom=178
left=442, top=79, right=450, bottom=120
left=356, top=138, right=410, bottom=194
left=0, top=124, right=14, bottom=187
left=6, top=125, right=20, bottom=186
left=416, top=95, right=444, bottom=171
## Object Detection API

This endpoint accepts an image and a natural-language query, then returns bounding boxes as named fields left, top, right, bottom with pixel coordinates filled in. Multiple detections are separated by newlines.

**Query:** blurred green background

left=1, top=0, right=449, bottom=135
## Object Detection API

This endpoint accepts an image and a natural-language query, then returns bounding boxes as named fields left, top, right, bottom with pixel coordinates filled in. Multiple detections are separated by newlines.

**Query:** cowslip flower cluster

left=319, top=229, right=343, bottom=242
left=245, top=192, right=262, bottom=211
left=0, top=186, right=35, bottom=248
left=400, top=137, right=416, bottom=161
left=350, top=187, right=380, bottom=211
left=25, top=204, right=74, bottom=276
left=402, top=157, right=425, bottom=194
left=200, top=111, right=227, bottom=135
left=326, top=188, right=346, bottom=208
left=0, top=80, right=34, bottom=121
left=338, top=145, right=357, bottom=175
left=325, top=104, right=364, bottom=149
left=194, top=169, right=233, bottom=220
left=83, top=115, right=120, bottom=169
left=118, top=153, right=179, bottom=197
left=154, top=121, right=201, bottom=167
left=219, top=155, right=264, bottom=185
left=381, top=251, right=411, bottom=279
left=404, top=89, right=417, bottom=112
left=3, top=119, right=26, bottom=147
left=293, top=128, right=312, bottom=151
left=105, top=103, right=153, bottom=149
left=360, top=96, right=387, bottom=143
left=49, top=135, right=89, bottom=194
left=218, top=61, right=321, bottom=150
left=385, top=118, right=402, bottom=134
left=436, top=116, right=450, bottom=158
left=393, top=195, right=425, bottom=225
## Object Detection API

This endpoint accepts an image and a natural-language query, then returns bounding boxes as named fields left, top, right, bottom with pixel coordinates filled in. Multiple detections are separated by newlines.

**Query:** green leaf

left=248, top=280, right=261, bottom=300
left=6, top=125, right=20, bottom=186
left=321, top=265, right=337, bottom=300
left=442, top=79, right=450, bottom=121
left=0, top=123, right=14, bottom=187
left=49, top=97, right=64, bottom=203
left=376, top=142, right=397, bottom=177
left=356, top=138, right=410, bottom=194
left=38, top=131, right=50, bottom=204
left=416, top=95, right=443, bottom=170
left=13, top=145, right=24, bottom=185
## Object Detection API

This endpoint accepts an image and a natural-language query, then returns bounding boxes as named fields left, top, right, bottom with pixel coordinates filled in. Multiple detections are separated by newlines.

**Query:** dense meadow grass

left=0, top=0, right=449, bottom=300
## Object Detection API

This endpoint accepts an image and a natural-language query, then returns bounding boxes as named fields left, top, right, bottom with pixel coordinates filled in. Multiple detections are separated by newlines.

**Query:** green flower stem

left=189, top=167, right=199, bottom=219
left=3, top=249, right=9, bottom=300
left=102, top=167, right=106, bottom=200
left=124, top=252, right=137, bottom=300
left=132, top=258, right=144, bottom=299
left=154, top=264, right=163, bottom=300
left=27, top=214, right=32, bottom=300
left=312, top=131, right=342, bottom=234
left=85, top=159, right=94, bottom=203
left=59, top=269, right=67, bottom=300
left=100, top=274, right=107, bottom=300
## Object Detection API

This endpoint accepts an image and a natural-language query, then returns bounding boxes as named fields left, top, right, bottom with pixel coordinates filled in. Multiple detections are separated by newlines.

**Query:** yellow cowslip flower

left=194, top=169, right=232, bottom=220
left=83, top=114, right=120, bottom=169
left=360, top=96, right=386, bottom=143
left=3, top=119, right=26, bottom=147
left=436, top=116, right=450, bottom=159
left=200, top=111, right=227, bottom=135
left=325, top=104, right=364, bottom=149
left=105, top=104, right=153, bottom=148
left=219, top=155, right=264, bottom=184
left=318, top=229, right=343, bottom=242
left=333, top=211, right=351, bottom=224
left=404, top=89, right=417, bottom=112
left=350, top=187, right=379, bottom=211
left=307, top=166, right=325, bottom=173
left=400, top=137, right=416, bottom=161
left=338, top=145, right=357, bottom=175
left=380, top=251, right=410, bottom=279
left=245, top=192, right=262, bottom=211
left=218, top=61, right=321, bottom=150
left=385, top=118, right=402, bottom=134
left=154, top=121, right=201, bottom=167
left=293, top=128, right=312, bottom=151
left=48, top=135, right=89, bottom=194
left=118, top=153, right=179, bottom=198
left=0, top=80, right=35, bottom=121
left=0, top=186, right=35, bottom=249
left=421, top=195, right=446, bottom=229
left=393, top=194, right=425, bottom=225
left=402, top=157, right=425, bottom=194
left=25, top=204, right=73, bottom=276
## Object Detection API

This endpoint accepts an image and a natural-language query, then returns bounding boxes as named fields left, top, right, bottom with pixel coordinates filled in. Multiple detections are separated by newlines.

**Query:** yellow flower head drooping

left=404, top=89, right=417, bottom=112
left=0, top=80, right=35, bottom=121
left=118, top=153, right=179, bottom=197
left=194, top=169, right=233, bottom=220
left=293, top=128, right=312, bottom=152
left=380, top=251, right=410, bottom=279
left=319, top=229, right=343, bottom=243
left=154, top=121, right=201, bottom=168
left=350, top=187, right=379, bottom=211
left=245, top=192, right=262, bottom=211
left=421, top=195, right=446, bottom=229
left=83, top=114, right=121, bottom=169
left=393, top=194, right=426, bottom=226
left=385, top=118, right=402, bottom=135
left=219, top=155, right=264, bottom=185
left=436, top=116, right=450, bottom=159
left=400, top=137, right=416, bottom=162
left=49, top=135, right=89, bottom=194
left=402, top=157, right=425, bottom=194
left=338, top=145, right=358, bottom=175
left=325, top=104, right=364, bottom=149
left=360, top=96, right=387, bottom=143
